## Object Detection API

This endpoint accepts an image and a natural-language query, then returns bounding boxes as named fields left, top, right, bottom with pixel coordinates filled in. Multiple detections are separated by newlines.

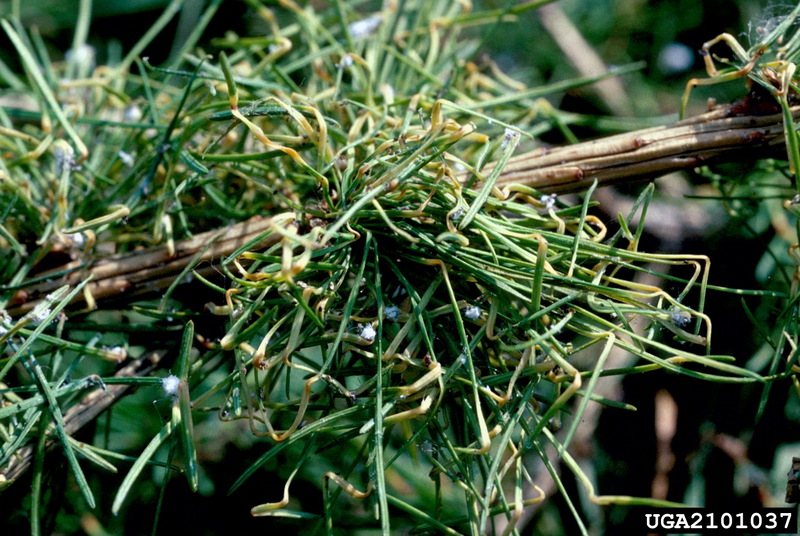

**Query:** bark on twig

left=1, top=351, right=162, bottom=483
left=473, top=106, right=799, bottom=193
left=8, top=215, right=279, bottom=316
left=8, top=105, right=798, bottom=315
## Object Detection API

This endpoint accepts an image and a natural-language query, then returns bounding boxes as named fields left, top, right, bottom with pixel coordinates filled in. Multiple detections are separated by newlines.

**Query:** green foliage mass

left=1, top=1, right=800, bottom=535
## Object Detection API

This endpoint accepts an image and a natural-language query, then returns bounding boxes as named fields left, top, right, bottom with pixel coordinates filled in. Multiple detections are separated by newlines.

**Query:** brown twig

left=8, top=105, right=798, bottom=315
left=473, top=105, right=800, bottom=193
left=8, top=215, right=279, bottom=316
left=1, top=351, right=162, bottom=483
